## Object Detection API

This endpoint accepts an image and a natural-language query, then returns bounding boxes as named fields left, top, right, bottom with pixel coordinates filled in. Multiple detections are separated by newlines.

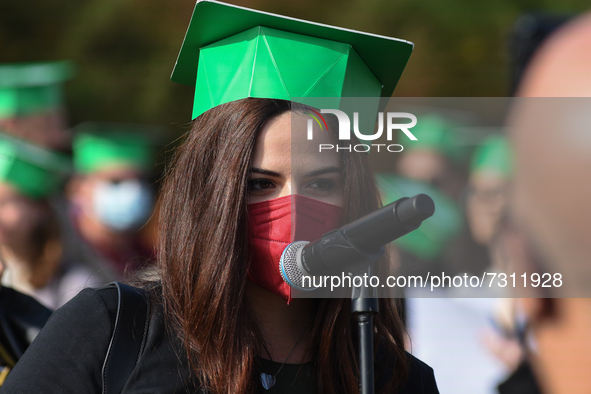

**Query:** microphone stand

left=351, top=253, right=381, bottom=394
left=282, top=195, right=435, bottom=393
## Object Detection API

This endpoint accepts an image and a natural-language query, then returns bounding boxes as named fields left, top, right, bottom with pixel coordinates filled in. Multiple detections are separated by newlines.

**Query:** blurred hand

left=481, top=327, right=524, bottom=371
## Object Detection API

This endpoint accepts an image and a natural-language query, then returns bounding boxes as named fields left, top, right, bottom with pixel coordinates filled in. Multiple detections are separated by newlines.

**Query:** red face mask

left=247, top=194, right=343, bottom=303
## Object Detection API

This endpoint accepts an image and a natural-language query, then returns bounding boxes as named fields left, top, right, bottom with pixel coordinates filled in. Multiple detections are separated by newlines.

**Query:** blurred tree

left=1, top=0, right=589, bottom=129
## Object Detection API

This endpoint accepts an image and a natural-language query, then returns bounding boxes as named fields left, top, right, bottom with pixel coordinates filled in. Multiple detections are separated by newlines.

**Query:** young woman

left=2, top=2, right=439, bottom=392
left=1, top=99, right=438, bottom=393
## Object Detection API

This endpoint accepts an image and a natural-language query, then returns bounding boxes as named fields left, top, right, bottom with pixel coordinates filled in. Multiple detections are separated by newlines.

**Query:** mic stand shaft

left=351, top=262, right=379, bottom=394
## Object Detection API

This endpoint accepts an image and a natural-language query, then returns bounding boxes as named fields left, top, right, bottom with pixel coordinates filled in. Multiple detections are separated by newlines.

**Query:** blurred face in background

left=69, top=164, right=154, bottom=233
left=395, top=148, right=464, bottom=199
left=0, top=109, right=71, bottom=152
left=0, top=183, right=45, bottom=246
left=466, top=171, right=509, bottom=246
left=396, top=149, right=446, bottom=185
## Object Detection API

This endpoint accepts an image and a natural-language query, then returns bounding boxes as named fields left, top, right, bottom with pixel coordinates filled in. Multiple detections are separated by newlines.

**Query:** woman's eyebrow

left=249, top=167, right=281, bottom=177
left=304, top=166, right=341, bottom=177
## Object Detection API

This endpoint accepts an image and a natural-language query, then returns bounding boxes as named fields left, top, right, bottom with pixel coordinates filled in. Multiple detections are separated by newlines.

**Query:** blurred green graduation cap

left=377, top=174, right=462, bottom=261
left=72, top=122, right=159, bottom=174
left=470, top=134, right=513, bottom=178
left=0, top=133, right=70, bottom=199
left=171, top=0, right=414, bottom=120
left=0, top=61, right=75, bottom=118
left=402, top=114, right=469, bottom=163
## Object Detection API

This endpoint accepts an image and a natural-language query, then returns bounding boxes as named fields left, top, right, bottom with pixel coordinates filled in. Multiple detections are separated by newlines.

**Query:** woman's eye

left=247, top=179, right=276, bottom=194
left=307, top=179, right=335, bottom=193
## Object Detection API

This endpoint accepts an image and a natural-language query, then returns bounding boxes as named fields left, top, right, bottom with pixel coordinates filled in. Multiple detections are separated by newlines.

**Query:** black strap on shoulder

left=101, top=282, right=150, bottom=394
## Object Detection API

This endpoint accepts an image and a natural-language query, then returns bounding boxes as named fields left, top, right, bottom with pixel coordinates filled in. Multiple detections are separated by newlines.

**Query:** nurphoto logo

left=306, top=109, right=418, bottom=153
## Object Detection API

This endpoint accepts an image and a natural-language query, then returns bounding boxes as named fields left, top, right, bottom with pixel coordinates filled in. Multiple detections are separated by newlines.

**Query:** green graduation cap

left=72, top=122, right=157, bottom=174
left=470, top=134, right=513, bottom=178
left=402, top=114, right=468, bottom=163
left=0, top=133, right=70, bottom=199
left=171, top=0, right=414, bottom=120
left=0, top=61, right=75, bottom=118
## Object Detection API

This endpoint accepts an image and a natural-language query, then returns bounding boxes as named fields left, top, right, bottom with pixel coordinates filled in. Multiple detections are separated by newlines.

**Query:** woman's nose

left=278, top=180, right=293, bottom=198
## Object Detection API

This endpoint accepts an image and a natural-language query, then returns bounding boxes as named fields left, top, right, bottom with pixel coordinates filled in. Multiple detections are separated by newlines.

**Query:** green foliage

left=0, top=0, right=589, bottom=127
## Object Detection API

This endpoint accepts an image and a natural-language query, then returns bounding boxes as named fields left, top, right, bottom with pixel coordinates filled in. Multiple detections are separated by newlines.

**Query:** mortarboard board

left=0, top=133, right=70, bottom=199
left=0, top=61, right=75, bottom=119
left=72, top=122, right=158, bottom=174
left=171, top=0, right=414, bottom=120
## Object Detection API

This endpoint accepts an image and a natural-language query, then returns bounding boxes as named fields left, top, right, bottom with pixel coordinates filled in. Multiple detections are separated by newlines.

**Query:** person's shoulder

left=0, top=285, right=121, bottom=392
left=401, top=352, right=439, bottom=394
left=65, top=282, right=157, bottom=323
left=59, top=283, right=119, bottom=315
left=406, top=352, right=434, bottom=377
left=62, top=282, right=153, bottom=309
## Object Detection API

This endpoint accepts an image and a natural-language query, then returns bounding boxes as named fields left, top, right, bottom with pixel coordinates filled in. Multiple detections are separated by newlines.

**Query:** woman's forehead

left=252, top=112, right=340, bottom=173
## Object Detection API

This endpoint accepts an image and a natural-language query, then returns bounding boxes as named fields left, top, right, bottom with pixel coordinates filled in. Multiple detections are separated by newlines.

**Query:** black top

left=0, top=286, right=53, bottom=364
left=497, top=360, right=543, bottom=394
left=1, top=286, right=439, bottom=393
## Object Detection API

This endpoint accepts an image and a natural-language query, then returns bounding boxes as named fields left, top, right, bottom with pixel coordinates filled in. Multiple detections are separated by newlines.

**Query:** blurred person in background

left=381, top=114, right=467, bottom=278
left=447, top=133, right=514, bottom=276
left=0, top=61, right=74, bottom=152
left=395, top=114, right=468, bottom=201
left=377, top=115, right=515, bottom=393
left=401, top=134, right=516, bottom=394
left=466, top=134, right=512, bottom=253
left=0, top=134, right=108, bottom=309
left=466, top=134, right=525, bottom=366
left=496, top=11, right=591, bottom=394
left=68, top=122, right=157, bottom=276
left=394, top=113, right=495, bottom=277
left=467, top=134, right=526, bottom=380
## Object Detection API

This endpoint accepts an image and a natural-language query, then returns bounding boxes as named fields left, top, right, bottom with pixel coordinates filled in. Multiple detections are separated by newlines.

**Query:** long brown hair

left=158, top=98, right=408, bottom=393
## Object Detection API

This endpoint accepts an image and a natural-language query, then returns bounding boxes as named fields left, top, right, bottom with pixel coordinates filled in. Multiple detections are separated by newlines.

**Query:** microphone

left=279, top=194, right=435, bottom=290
